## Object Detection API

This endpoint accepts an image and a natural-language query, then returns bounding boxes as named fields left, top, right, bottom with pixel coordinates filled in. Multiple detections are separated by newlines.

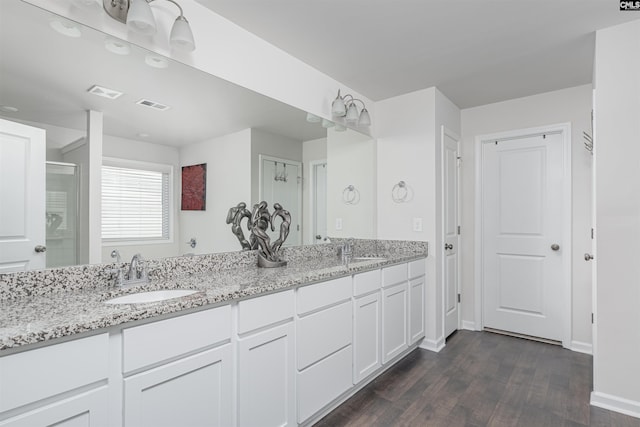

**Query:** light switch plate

left=413, top=217, right=423, bottom=232
left=335, top=218, right=343, bottom=230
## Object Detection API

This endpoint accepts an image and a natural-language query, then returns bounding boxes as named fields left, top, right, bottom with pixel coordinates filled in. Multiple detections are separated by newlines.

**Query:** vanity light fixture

left=103, top=0, right=196, bottom=51
left=331, top=90, right=371, bottom=127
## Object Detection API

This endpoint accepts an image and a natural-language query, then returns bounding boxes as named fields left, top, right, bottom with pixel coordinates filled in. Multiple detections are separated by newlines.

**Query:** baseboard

left=461, top=320, right=477, bottom=331
left=591, top=391, right=640, bottom=419
left=570, top=340, right=593, bottom=355
left=420, top=336, right=445, bottom=352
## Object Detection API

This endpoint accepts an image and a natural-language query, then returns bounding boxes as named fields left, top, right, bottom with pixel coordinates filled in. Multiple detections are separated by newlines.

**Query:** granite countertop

left=0, top=252, right=425, bottom=352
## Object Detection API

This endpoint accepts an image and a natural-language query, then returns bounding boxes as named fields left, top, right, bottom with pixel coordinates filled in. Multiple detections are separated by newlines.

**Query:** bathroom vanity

left=0, top=240, right=427, bottom=427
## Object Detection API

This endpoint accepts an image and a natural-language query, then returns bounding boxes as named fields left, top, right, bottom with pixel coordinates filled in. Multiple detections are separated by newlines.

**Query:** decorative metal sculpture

left=226, top=201, right=291, bottom=268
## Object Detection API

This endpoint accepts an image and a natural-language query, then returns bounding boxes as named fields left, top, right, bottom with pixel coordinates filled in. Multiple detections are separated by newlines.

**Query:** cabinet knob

left=444, top=243, right=453, bottom=250
left=551, top=244, right=560, bottom=251
left=584, top=253, right=594, bottom=261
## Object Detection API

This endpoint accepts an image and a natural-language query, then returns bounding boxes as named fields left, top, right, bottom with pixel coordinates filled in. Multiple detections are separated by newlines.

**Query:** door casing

left=474, top=123, right=572, bottom=348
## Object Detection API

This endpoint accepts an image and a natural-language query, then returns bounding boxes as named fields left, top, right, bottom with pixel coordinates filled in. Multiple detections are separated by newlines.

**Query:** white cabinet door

left=238, top=322, right=295, bottom=427
left=0, top=387, right=108, bottom=427
left=409, top=276, right=425, bottom=344
left=353, top=291, right=381, bottom=383
left=382, top=282, right=408, bottom=363
left=123, top=345, right=233, bottom=427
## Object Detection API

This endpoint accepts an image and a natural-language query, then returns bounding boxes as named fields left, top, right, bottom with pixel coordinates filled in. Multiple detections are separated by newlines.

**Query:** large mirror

left=0, top=0, right=376, bottom=272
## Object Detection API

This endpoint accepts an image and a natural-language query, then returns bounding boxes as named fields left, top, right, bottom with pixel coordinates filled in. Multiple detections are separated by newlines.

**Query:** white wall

left=374, top=87, right=460, bottom=350
left=25, top=0, right=374, bottom=129
left=101, top=136, right=181, bottom=262
left=591, top=19, right=640, bottom=417
left=460, top=84, right=594, bottom=350
left=180, top=129, right=252, bottom=254
left=326, top=128, right=376, bottom=239
left=302, top=138, right=327, bottom=245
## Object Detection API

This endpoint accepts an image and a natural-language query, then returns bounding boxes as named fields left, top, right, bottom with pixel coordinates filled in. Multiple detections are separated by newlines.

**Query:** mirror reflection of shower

left=45, top=162, right=79, bottom=268
left=260, top=156, right=302, bottom=246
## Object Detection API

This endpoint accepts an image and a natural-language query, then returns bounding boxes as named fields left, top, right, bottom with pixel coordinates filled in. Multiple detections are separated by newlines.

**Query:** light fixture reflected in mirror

left=103, top=0, right=195, bottom=51
left=331, top=89, right=371, bottom=127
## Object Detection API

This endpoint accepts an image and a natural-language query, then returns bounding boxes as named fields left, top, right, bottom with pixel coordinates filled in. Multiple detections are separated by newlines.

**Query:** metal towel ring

left=392, top=181, right=409, bottom=203
left=343, top=185, right=360, bottom=205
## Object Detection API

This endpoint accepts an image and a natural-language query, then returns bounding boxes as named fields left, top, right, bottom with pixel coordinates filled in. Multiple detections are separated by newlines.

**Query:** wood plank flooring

left=315, top=331, right=640, bottom=427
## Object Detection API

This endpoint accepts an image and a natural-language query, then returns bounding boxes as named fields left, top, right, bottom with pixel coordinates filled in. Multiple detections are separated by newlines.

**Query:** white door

left=442, top=128, right=460, bottom=337
left=260, top=157, right=302, bottom=246
left=312, top=161, right=327, bottom=244
left=0, top=118, right=46, bottom=272
left=482, top=132, right=566, bottom=341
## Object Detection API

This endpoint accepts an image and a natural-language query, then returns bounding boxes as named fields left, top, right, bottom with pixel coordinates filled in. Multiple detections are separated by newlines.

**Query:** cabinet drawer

left=238, top=290, right=294, bottom=334
left=297, top=276, right=351, bottom=315
left=0, top=334, right=109, bottom=413
left=353, top=269, right=381, bottom=297
left=297, top=345, right=352, bottom=423
left=408, top=259, right=426, bottom=278
left=123, top=306, right=231, bottom=374
left=382, top=263, right=408, bottom=288
left=297, top=301, right=352, bottom=370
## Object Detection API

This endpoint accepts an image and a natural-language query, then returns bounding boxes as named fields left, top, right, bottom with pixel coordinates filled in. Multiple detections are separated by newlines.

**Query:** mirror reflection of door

left=312, top=161, right=327, bottom=244
left=259, top=156, right=302, bottom=246
left=0, top=119, right=46, bottom=272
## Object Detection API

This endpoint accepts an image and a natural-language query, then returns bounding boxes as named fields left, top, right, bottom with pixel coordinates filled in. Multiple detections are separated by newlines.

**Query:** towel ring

left=343, top=185, right=360, bottom=205
left=392, top=181, right=409, bottom=203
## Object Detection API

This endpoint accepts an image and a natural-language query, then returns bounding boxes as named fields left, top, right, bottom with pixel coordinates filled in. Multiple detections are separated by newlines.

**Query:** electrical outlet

left=413, top=217, right=423, bottom=232
left=335, top=218, right=343, bottom=230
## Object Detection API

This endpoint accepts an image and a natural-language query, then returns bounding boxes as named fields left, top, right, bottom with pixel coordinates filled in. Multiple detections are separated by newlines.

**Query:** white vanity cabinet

left=121, top=306, right=233, bottom=427
left=0, top=334, right=109, bottom=427
left=237, top=290, right=296, bottom=427
left=296, top=277, right=352, bottom=424
left=352, top=269, right=382, bottom=384
left=408, top=259, right=426, bottom=345
left=381, top=264, right=409, bottom=364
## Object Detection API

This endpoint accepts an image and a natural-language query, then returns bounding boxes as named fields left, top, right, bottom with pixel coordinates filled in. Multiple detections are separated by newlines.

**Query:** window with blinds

left=101, top=160, right=171, bottom=242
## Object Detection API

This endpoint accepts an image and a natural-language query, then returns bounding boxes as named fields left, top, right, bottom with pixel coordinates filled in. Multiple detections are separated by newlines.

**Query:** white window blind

left=102, top=162, right=170, bottom=241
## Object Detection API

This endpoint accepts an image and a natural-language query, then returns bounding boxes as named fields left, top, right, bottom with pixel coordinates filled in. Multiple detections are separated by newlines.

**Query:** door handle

left=584, top=253, right=594, bottom=261
left=34, top=245, right=47, bottom=253
left=315, top=235, right=322, bottom=240
left=444, top=243, right=453, bottom=250
left=551, top=244, right=560, bottom=251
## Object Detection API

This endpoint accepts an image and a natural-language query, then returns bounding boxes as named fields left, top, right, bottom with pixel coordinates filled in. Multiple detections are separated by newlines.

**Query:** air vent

left=135, top=99, right=170, bottom=111
left=87, top=85, right=123, bottom=99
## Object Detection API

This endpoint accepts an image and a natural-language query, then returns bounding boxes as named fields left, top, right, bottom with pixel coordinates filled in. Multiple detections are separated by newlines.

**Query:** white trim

left=419, top=336, right=445, bottom=353
left=474, top=123, right=573, bottom=348
left=461, top=320, right=477, bottom=331
left=570, top=340, right=593, bottom=355
left=440, top=126, right=462, bottom=336
left=591, top=391, right=640, bottom=419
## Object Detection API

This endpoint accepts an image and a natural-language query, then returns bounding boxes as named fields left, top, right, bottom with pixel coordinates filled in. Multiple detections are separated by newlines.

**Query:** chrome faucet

left=126, top=253, right=149, bottom=284
left=339, top=238, right=355, bottom=262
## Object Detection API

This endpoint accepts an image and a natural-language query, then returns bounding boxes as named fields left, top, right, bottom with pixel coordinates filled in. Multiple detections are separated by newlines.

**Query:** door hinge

left=591, top=228, right=594, bottom=239
left=457, top=293, right=461, bottom=303
left=457, top=225, right=461, bottom=235
left=591, top=313, right=594, bottom=324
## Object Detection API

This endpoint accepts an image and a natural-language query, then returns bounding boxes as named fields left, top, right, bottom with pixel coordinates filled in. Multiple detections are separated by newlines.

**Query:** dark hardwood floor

left=315, top=331, right=640, bottom=427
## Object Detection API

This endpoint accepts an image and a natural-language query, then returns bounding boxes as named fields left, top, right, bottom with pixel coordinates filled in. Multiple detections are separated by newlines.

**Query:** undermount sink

left=350, top=256, right=388, bottom=261
left=104, top=289, right=199, bottom=305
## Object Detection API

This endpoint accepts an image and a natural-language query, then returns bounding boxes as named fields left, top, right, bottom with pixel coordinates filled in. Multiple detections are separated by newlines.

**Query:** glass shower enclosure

left=45, top=162, right=79, bottom=268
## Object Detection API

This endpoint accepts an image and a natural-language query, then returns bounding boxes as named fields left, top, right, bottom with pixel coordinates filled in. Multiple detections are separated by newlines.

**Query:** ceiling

left=197, top=0, right=639, bottom=108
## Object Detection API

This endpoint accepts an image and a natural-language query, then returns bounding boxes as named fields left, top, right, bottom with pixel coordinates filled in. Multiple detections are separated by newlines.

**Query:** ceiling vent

left=135, top=99, right=170, bottom=111
left=87, top=85, right=123, bottom=100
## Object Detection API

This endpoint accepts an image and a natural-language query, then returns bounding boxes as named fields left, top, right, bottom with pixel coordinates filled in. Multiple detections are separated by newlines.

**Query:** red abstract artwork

left=181, top=163, right=207, bottom=210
